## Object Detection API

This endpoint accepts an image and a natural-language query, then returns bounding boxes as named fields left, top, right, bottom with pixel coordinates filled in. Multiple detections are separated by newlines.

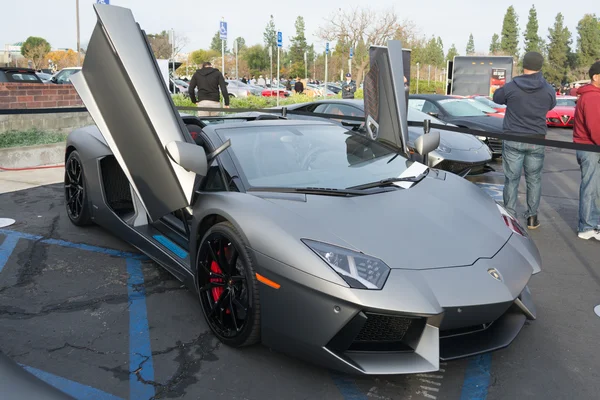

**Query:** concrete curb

left=0, top=142, right=65, bottom=169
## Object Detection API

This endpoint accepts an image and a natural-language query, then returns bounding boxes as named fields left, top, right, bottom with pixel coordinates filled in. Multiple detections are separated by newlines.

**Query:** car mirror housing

left=165, top=140, right=208, bottom=176
left=414, top=131, right=440, bottom=157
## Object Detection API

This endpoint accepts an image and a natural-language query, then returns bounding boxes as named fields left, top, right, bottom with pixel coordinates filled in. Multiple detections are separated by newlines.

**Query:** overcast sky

left=2, top=0, right=592, bottom=56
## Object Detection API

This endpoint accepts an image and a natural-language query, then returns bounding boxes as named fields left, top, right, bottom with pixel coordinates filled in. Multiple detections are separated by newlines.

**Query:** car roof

left=409, top=94, right=453, bottom=101
left=0, top=67, right=37, bottom=73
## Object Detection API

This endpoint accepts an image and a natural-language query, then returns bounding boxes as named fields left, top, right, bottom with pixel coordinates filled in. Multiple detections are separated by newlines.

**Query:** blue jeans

left=576, top=150, right=600, bottom=233
left=502, top=141, right=546, bottom=218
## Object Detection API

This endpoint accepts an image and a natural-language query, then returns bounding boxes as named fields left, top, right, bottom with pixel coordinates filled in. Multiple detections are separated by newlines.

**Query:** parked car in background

left=35, top=72, right=53, bottom=83
left=464, top=98, right=505, bottom=118
left=279, top=99, right=493, bottom=175
left=546, top=95, right=576, bottom=128
left=409, top=94, right=504, bottom=157
left=0, top=67, right=43, bottom=83
left=226, top=80, right=261, bottom=98
left=468, top=95, right=507, bottom=114
left=51, top=67, right=82, bottom=84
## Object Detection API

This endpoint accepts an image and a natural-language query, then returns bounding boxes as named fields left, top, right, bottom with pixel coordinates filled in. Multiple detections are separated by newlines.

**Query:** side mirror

left=51, top=76, right=57, bottom=83
left=165, top=141, right=208, bottom=176
left=414, top=131, right=440, bottom=158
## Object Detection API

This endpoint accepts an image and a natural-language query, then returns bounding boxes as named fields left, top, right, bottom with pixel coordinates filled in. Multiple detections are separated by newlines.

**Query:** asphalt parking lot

left=1, top=127, right=599, bottom=400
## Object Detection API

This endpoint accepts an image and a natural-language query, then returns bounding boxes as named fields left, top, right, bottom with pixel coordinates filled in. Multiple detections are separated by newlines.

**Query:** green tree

left=21, top=36, right=51, bottom=69
left=500, top=6, right=520, bottom=56
left=446, top=43, right=459, bottom=62
left=576, top=14, right=600, bottom=67
left=489, top=33, right=501, bottom=54
left=190, top=49, right=219, bottom=66
left=210, top=31, right=228, bottom=53
left=234, top=37, right=246, bottom=53
left=264, top=15, right=277, bottom=53
left=466, top=33, right=475, bottom=55
left=524, top=5, right=542, bottom=53
left=243, top=45, right=268, bottom=73
left=289, top=16, right=308, bottom=77
left=546, top=12, right=573, bottom=85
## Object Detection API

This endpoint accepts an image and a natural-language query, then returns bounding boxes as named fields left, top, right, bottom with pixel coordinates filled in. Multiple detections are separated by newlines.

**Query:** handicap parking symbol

left=475, top=183, right=504, bottom=202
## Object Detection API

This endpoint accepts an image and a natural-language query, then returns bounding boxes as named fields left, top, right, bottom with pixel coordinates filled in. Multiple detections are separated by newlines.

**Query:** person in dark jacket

left=294, top=77, right=304, bottom=94
left=493, top=51, right=556, bottom=229
left=188, top=62, right=229, bottom=116
left=341, top=73, right=357, bottom=99
left=573, top=61, right=600, bottom=240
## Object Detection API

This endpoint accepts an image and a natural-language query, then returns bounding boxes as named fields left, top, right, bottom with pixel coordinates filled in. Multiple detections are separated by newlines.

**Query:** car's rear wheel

left=197, top=222, right=260, bottom=347
left=64, top=150, right=92, bottom=226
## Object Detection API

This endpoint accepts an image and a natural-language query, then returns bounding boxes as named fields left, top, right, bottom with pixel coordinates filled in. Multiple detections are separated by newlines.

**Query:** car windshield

left=438, top=99, right=489, bottom=117
left=556, top=98, right=576, bottom=107
left=218, top=124, right=412, bottom=190
left=465, top=99, right=498, bottom=114
left=474, top=96, right=506, bottom=109
left=407, top=107, right=447, bottom=125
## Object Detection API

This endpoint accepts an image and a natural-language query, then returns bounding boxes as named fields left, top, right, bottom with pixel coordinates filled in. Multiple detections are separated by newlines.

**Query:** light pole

left=269, top=46, right=273, bottom=88
left=304, top=51, right=307, bottom=80
left=221, top=18, right=225, bottom=79
left=76, top=0, right=81, bottom=66
left=234, top=39, right=238, bottom=80
left=324, top=43, right=329, bottom=98
left=416, top=62, right=420, bottom=94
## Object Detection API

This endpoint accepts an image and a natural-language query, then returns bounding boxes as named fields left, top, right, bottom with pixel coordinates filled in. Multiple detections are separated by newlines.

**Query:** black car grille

left=435, top=160, right=487, bottom=175
left=354, top=313, right=413, bottom=342
left=327, top=312, right=427, bottom=353
left=487, top=138, right=503, bottom=154
left=100, top=156, right=133, bottom=216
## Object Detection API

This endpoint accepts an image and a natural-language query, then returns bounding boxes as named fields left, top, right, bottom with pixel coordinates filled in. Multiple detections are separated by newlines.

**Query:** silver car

left=65, top=4, right=540, bottom=375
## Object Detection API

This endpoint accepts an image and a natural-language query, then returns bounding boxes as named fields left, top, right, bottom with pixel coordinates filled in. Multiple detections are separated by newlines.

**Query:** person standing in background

left=493, top=51, right=556, bottom=229
left=188, top=61, right=229, bottom=117
left=341, top=73, right=357, bottom=99
left=573, top=61, right=600, bottom=240
left=294, top=77, right=304, bottom=94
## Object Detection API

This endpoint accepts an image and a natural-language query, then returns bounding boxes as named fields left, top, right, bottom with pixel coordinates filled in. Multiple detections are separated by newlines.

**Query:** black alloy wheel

left=64, top=151, right=92, bottom=226
left=197, top=222, right=260, bottom=347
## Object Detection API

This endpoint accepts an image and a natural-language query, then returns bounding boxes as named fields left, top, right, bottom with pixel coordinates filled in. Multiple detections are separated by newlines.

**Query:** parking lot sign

left=96, top=0, right=110, bottom=3
left=350, top=48, right=353, bottom=58
left=326, top=43, right=329, bottom=55
left=220, top=21, right=227, bottom=40
left=277, top=32, right=282, bottom=48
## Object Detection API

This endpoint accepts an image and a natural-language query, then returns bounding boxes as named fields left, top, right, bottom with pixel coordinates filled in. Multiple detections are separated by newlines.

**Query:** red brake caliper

left=210, top=247, right=231, bottom=314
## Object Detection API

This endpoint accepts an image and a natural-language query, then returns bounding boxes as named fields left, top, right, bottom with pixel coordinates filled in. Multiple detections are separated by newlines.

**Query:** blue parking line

left=0, top=229, right=144, bottom=259
left=0, top=233, right=20, bottom=273
left=331, top=373, right=368, bottom=400
left=127, top=258, right=156, bottom=399
left=22, top=364, right=124, bottom=400
left=460, top=354, right=492, bottom=400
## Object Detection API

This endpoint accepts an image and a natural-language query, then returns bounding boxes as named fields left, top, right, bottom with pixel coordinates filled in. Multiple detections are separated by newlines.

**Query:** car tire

left=64, top=150, right=93, bottom=226
left=196, top=222, right=261, bottom=347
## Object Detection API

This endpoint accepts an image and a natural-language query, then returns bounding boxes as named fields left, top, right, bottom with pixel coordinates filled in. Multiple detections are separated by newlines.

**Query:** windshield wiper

left=347, top=170, right=429, bottom=190
left=248, top=187, right=368, bottom=196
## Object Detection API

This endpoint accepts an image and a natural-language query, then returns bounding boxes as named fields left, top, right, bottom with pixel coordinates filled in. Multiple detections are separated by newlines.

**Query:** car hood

left=445, top=115, right=504, bottom=132
left=548, top=106, right=575, bottom=116
left=261, top=172, right=511, bottom=270
left=407, top=127, right=484, bottom=151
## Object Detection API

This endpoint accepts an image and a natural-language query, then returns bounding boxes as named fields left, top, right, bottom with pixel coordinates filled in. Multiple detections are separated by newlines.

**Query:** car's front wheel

left=196, top=222, right=260, bottom=347
left=64, top=150, right=92, bottom=226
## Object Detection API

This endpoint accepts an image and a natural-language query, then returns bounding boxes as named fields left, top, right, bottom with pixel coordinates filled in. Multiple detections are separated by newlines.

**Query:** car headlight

left=497, top=204, right=527, bottom=237
left=437, top=142, right=451, bottom=153
left=302, top=239, right=390, bottom=289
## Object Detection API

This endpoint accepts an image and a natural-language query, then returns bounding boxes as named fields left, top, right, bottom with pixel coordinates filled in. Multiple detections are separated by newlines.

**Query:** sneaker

left=527, top=215, right=540, bottom=230
left=578, top=229, right=600, bottom=241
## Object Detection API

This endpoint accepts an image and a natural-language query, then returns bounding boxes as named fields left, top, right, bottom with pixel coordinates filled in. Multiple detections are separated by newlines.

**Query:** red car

left=546, top=96, right=577, bottom=128
left=467, top=95, right=507, bottom=114
left=261, top=88, right=289, bottom=98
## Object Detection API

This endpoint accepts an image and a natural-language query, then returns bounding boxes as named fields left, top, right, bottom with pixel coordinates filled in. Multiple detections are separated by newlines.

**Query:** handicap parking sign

left=220, top=21, right=227, bottom=40
left=277, top=32, right=282, bottom=48
left=96, top=0, right=110, bottom=4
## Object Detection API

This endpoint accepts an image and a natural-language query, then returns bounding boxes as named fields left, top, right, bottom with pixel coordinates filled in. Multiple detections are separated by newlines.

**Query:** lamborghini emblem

left=488, top=268, right=503, bottom=282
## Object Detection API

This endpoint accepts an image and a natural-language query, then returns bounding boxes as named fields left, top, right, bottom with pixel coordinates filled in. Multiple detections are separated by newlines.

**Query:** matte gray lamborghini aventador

left=64, top=4, right=541, bottom=375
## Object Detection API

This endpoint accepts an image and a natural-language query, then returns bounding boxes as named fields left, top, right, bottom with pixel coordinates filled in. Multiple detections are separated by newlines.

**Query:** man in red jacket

left=573, top=61, right=600, bottom=240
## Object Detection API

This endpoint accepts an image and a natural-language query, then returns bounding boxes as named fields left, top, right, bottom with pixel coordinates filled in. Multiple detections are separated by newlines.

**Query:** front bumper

left=252, top=234, right=540, bottom=375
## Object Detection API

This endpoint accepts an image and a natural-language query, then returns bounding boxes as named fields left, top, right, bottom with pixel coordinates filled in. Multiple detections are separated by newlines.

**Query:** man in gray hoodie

left=493, top=52, right=556, bottom=229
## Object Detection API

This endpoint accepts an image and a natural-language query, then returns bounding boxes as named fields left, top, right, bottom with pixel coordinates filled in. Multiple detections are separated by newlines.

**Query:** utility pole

left=416, top=62, right=420, bottom=94
left=269, top=46, right=273, bottom=88
left=234, top=39, right=238, bottom=80
left=324, top=43, right=329, bottom=98
left=76, top=0, right=81, bottom=66
left=304, top=51, right=307, bottom=80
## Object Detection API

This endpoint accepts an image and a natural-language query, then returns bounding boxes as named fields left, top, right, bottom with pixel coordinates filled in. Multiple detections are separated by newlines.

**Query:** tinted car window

left=218, top=124, right=410, bottom=190
left=438, top=99, right=488, bottom=117
left=326, top=104, right=362, bottom=117
left=5, top=72, right=41, bottom=82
